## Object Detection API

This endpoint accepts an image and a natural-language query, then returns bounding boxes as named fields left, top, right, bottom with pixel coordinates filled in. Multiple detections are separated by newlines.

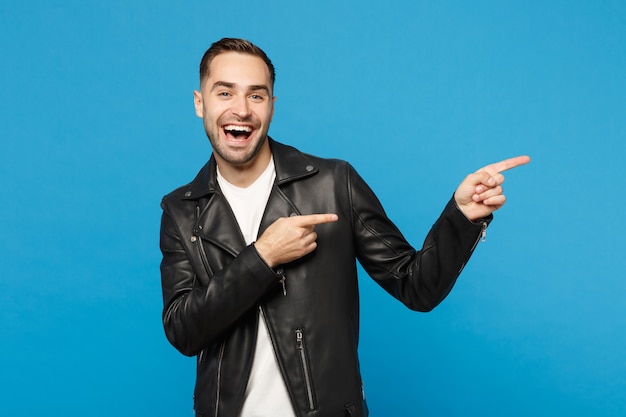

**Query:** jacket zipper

left=460, top=221, right=488, bottom=274
left=470, top=221, right=488, bottom=252
left=193, top=205, right=223, bottom=417
left=276, top=268, right=287, bottom=296
left=194, top=205, right=214, bottom=277
left=214, top=341, right=226, bottom=417
left=195, top=236, right=213, bottom=277
left=295, top=328, right=316, bottom=411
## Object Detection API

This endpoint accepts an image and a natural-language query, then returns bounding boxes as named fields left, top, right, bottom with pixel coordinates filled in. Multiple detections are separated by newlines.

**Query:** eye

left=218, top=91, right=231, bottom=98
left=250, top=94, right=264, bottom=101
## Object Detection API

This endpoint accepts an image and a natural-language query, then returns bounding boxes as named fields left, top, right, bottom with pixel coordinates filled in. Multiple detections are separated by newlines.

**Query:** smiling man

left=159, top=38, right=530, bottom=417
left=192, top=51, right=275, bottom=186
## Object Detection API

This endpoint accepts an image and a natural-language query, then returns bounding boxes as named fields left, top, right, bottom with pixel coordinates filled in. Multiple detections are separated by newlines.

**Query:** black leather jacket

left=160, top=139, right=489, bottom=417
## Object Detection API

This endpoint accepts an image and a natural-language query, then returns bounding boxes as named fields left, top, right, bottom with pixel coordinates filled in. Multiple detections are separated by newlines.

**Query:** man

left=160, top=38, right=529, bottom=417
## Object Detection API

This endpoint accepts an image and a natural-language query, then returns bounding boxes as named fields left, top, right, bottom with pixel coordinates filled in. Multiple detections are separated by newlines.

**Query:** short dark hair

left=199, top=38, right=275, bottom=90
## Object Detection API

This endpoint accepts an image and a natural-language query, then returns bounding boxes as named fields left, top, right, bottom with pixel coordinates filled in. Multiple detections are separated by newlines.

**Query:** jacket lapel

left=258, top=140, right=320, bottom=235
left=184, top=158, right=246, bottom=257
left=258, top=186, right=300, bottom=237
left=195, top=193, right=246, bottom=257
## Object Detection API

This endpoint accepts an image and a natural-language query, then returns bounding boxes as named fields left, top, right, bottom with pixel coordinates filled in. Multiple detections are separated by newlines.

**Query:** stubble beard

left=206, top=128, right=269, bottom=166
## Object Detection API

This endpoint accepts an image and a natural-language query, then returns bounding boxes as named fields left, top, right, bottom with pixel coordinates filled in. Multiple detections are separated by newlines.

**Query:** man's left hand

left=454, top=155, right=531, bottom=221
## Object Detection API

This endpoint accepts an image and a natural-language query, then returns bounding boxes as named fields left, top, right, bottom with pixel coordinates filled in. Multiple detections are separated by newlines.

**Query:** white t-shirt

left=217, top=158, right=296, bottom=417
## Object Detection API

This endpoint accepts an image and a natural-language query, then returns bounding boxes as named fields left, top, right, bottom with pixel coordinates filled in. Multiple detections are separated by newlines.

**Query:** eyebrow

left=210, top=81, right=271, bottom=95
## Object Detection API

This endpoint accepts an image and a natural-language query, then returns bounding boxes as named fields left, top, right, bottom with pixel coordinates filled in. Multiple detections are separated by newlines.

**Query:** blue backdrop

left=2, top=1, right=625, bottom=415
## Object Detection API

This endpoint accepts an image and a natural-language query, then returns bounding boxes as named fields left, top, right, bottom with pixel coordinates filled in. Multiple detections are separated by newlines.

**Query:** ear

left=270, top=95, right=276, bottom=121
left=193, top=90, right=204, bottom=118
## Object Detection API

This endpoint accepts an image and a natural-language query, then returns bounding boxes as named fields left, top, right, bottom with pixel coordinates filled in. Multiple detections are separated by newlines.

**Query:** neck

left=215, top=143, right=272, bottom=188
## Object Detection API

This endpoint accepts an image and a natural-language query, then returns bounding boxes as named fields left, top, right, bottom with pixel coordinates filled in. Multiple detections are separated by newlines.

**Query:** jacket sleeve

left=159, top=206, right=280, bottom=356
left=348, top=165, right=490, bottom=311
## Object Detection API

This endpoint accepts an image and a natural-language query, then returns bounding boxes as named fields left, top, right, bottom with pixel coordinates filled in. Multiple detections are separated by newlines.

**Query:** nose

left=231, top=96, right=251, bottom=119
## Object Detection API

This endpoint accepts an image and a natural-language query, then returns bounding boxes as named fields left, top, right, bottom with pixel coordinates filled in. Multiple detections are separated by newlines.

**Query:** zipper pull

left=277, top=268, right=287, bottom=296
left=296, top=329, right=303, bottom=348
left=480, top=221, right=487, bottom=242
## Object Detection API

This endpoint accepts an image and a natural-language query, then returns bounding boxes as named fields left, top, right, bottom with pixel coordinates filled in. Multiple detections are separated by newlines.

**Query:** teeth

left=224, top=125, right=252, bottom=132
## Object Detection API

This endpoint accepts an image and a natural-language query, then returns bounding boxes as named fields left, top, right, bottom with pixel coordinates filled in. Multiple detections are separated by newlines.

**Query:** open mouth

left=223, top=124, right=253, bottom=141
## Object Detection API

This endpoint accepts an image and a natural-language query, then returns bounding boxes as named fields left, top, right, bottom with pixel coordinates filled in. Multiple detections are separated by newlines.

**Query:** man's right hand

left=254, top=214, right=338, bottom=268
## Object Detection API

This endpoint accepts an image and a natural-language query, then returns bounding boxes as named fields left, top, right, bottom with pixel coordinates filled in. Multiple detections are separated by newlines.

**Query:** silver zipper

left=193, top=206, right=221, bottom=417
left=277, top=268, right=287, bottom=296
left=295, top=329, right=316, bottom=410
left=195, top=236, right=213, bottom=277
left=214, top=341, right=226, bottom=417
left=471, top=221, right=488, bottom=252
left=194, top=205, right=213, bottom=277
left=460, top=221, right=488, bottom=273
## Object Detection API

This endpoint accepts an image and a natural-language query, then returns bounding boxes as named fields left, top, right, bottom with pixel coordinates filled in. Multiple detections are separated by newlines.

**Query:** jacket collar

left=181, top=138, right=318, bottom=200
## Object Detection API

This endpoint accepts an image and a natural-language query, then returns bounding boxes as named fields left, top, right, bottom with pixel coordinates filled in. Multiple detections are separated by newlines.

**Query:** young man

left=160, top=38, right=529, bottom=417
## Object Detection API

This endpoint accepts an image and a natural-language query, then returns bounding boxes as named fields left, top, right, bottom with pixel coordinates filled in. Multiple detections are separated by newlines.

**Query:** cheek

left=262, top=106, right=274, bottom=123
left=203, top=107, right=223, bottom=125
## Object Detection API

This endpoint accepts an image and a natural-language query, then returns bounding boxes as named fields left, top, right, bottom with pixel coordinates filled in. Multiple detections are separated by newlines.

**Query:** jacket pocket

left=295, top=328, right=317, bottom=411
left=193, top=206, right=214, bottom=279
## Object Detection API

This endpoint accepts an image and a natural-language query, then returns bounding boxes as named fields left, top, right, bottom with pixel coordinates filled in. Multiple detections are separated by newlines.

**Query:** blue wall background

left=2, top=1, right=625, bottom=415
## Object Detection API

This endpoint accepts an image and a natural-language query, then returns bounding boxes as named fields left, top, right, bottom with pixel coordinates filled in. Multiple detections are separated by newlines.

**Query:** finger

left=470, top=171, right=500, bottom=190
left=477, top=172, right=504, bottom=187
left=481, top=194, right=507, bottom=207
left=479, top=155, right=531, bottom=175
left=473, top=185, right=503, bottom=202
left=293, top=213, right=339, bottom=226
left=303, top=231, right=318, bottom=245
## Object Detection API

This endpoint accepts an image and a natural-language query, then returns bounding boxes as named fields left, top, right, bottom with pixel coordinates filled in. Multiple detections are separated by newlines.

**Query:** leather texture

left=160, top=139, right=490, bottom=417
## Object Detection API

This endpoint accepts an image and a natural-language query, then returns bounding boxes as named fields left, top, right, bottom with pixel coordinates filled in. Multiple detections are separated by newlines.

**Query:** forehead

left=205, top=52, right=271, bottom=88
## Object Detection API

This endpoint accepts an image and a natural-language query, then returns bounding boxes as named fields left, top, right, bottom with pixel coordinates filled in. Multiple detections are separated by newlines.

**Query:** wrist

left=253, top=241, right=276, bottom=268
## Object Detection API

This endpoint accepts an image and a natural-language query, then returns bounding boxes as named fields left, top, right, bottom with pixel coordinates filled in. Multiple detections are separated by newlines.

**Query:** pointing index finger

left=480, top=155, right=531, bottom=175
left=294, top=213, right=339, bottom=226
